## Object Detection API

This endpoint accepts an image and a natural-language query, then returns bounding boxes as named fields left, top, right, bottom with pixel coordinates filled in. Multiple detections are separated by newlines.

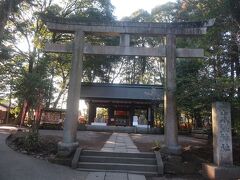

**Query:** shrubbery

left=23, top=132, right=40, bottom=152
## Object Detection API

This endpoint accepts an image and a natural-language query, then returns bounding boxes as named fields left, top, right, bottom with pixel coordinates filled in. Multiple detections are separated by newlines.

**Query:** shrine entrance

left=80, top=83, right=163, bottom=127
left=43, top=16, right=214, bottom=155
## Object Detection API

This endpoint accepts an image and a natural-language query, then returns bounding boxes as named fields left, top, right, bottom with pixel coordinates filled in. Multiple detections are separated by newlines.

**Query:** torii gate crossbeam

left=42, top=16, right=214, bottom=156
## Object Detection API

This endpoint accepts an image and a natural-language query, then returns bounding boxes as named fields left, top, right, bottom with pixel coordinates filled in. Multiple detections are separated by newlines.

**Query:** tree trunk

left=0, top=0, right=26, bottom=40
left=235, top=44, right=240, bottom=99
left=230, top=40, right=236, bottom=99
left=19, top=100, right=29, bottom=126
left=46, top=67, right=54, bottom=108
left=194, top=111, right=202, bottom=128
left=53, top=88, right=67, bottom=108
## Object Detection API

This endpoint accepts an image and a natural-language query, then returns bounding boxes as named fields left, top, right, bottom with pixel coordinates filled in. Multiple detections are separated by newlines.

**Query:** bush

left=23, top=132, right=40, bottom=152
left=234, top=121, right=240, bottom=136
left=152, top=140, right=161, bottom=151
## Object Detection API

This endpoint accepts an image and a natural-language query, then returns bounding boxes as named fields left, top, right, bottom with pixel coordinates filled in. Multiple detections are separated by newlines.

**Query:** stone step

left=192, top=129, right=205, bottom=134
left=80, top=155, right=156, bottom=165
left=78, top=162, right=157, bottom=172
left=82, top=150, right=155, bottom=158
left=76, top=168, right=158, bottom=176
left=191, top=133, right=208, bottom=139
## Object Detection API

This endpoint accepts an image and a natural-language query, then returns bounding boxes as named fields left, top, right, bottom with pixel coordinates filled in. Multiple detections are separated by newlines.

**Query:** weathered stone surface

left=85, top=172, right=106, bottom=180
left=58, top=141, right=79, bottom=157
left=202, top=102, right=240, bottom=180
left=105, top=172, right=128, bottom=180
left=71, top=147, right=82, bottom=169
left=202, top=163, right=240, bottom=180
left=154, top=151, right=164, bottom=175
left=45, top=43, right=204, bottom=58
left=58, top=31, right=84, bottom=156
left=128, top=174, right=146, bottom=180
left=164, top=34, right=181, bottom=155
left=45, top=19, right=212, bottom=35
left=212, top=102, right=233, bottom=166
left=120, top=34, right=130, bottom=47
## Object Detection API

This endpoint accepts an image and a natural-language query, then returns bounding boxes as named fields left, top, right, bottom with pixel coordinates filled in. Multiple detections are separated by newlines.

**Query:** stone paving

left=84, top=132, right=146, bottom=180
left=101, top=133, right=139, bottom=153
left=85, top=172, right=146, bottom=180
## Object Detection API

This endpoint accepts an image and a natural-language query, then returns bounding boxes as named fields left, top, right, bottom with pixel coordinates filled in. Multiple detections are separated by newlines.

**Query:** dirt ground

left=130, top=134, right=208, bottom=152
left=130, top=133, right=240, bottom=177
left=38, top=130, right=112, bottom=150
left=7, top=130, right=112, bottom=160
left=130, top=133, right=240, bottom=165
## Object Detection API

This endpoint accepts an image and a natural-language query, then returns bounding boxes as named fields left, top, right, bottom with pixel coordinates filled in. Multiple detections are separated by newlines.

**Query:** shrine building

left=80, top=83, right=163, bottom=127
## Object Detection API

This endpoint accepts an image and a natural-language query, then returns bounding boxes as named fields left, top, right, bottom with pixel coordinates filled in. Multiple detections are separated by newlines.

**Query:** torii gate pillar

left=58, top=31, right=84, bottom=156
left=163, top=34, right=181, bottom=154
left=42, top=17, right=214, bottom=156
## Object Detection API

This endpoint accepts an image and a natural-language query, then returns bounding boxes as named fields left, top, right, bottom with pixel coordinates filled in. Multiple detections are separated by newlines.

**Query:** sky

left=111, top=0, right=175, bottom=19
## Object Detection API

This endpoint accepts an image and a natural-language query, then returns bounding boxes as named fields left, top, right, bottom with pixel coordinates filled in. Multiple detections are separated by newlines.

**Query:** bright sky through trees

left=111, top=0, right=175, bottom=19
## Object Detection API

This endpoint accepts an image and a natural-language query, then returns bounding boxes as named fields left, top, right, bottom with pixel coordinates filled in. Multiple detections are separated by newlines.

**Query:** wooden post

left=147, top=107, right=151, bottom=126
left=58, top=31, right=84, bottom=156
left=151, top=107, right=154, bottom=127
left=88, top=103, right=96, bottom=124
left=164, top=33, right=181, bottom=154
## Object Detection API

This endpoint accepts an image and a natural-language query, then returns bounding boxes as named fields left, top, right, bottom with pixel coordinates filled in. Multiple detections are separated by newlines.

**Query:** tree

left=118, top=0, right=239, bottom=129
left=0, top=0, right=56, bottom=124
left=119, top=9, right=165, bottom=85
left=173, top=0, right=239, bottom=128
left=43, top=0, right=118, bottom=107
left=0, top=0, right=33, bottom=40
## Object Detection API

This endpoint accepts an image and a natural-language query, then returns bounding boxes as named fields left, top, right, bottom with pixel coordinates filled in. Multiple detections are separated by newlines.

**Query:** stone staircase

left=191, top=129, right=209, bottom=139
left=75, top=150, right=162, bottom=176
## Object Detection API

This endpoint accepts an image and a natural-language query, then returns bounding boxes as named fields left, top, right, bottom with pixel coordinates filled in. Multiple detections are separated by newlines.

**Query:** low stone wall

left=81, top=125, right=163, bottom=134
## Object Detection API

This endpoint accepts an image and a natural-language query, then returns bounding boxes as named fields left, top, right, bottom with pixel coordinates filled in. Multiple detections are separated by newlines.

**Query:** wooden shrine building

left=80, top=83, right=163, bottom=126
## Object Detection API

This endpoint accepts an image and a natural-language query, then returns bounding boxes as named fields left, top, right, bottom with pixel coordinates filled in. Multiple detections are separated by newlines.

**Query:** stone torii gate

left=43, top=17, right=214, bottom=155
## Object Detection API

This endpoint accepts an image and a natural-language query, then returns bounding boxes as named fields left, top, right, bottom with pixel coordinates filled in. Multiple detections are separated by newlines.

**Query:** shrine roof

left=80, top=83, right=163, bottom=102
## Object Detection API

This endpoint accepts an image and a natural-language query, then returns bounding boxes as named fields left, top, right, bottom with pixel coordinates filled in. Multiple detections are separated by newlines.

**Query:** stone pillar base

left=161, top=145, right=182, bottom=155
left=202, top=163, right=240, bottom=180
left=58, top=141, right=79, bottom=157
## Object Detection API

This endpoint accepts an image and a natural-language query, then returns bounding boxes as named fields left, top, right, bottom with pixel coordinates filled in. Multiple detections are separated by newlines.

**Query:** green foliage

left=23, top=132, right=40, bottom=152
left=151, top=2, right=178, bottom=22
left=176, top=59, right=205, bottom=105
left=232, top=106, right=240, bottom=136
left=14, top=57, right=51, bottom=108
left=234, top=121, right=240, bottom=136
left=122, top=9, right=151, bottom=22
left=152, top=140, right=161, bottom=151
left=172, top=0, right=240, bottom=128
left=96, top=107, right=108, bottom=120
